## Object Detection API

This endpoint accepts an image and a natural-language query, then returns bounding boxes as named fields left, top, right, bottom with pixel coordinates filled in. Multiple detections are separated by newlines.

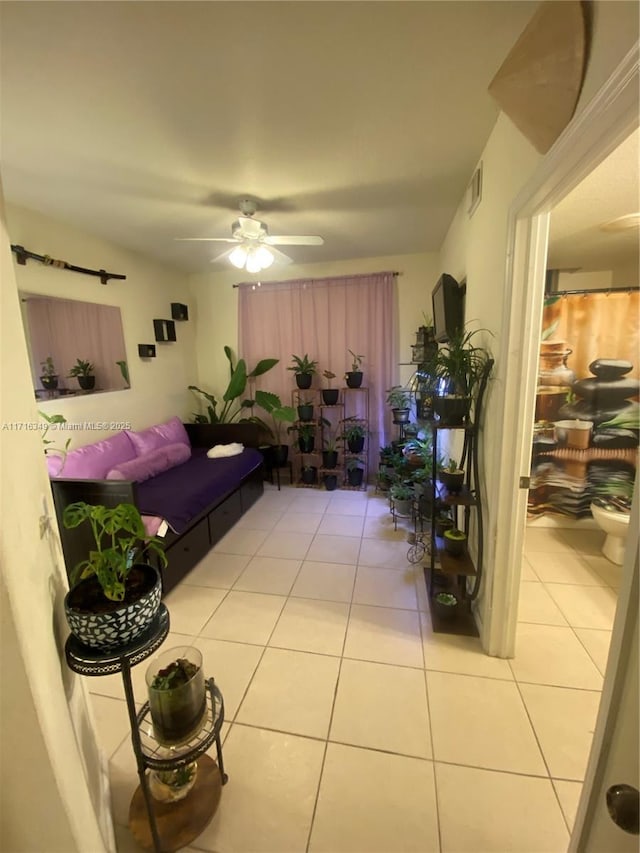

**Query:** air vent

left=468, top=162, right=483, bottom=217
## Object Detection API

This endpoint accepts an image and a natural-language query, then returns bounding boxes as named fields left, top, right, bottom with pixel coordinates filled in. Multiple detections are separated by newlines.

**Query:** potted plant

left=322, top=370, right=339, bottom=405
left=323, top=473, right=338, bottom=491
left=390, top=482, right=414, bottom=516
left=146, top=645, right=206, bottom=746
left=40, top=356, right=59, bottom=391
left=296, top=394, right=315, bottom=422
left=439, top=458, right=465, bottom=493
left=435, top=511, right=455, bottom=537
left=432, top=327, right=492, bottom=425
left=443, top=527, right=467, bottom=557
left=433, top=591, right=459, bottom=621
left=288, top=354, right=318, bottom=389
left=386, top=385, right=412, bottom=424
left=301, top=465, right=318, bottom=485
left=62, top=502, right=167, bottom=651
left=254, top=390, right=296, bottom=465
left=346, top=458, right=365, bottom=488
left=289, top=421, right=316, bottom=453
left=322, top=432, right=340, bottom=469
left=68, top=358, right=96, bottom=390
left=345, top=350, right=364, bottom=388
left=342, top=418, right=367, bottom=453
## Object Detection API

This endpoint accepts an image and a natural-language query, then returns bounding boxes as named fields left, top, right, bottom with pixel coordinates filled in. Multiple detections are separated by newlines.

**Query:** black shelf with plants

left=319, top=398, right=345, bottom=491
left=425, top=347, right=494, bottom=637
left=340, top=386, right=369, bottom=490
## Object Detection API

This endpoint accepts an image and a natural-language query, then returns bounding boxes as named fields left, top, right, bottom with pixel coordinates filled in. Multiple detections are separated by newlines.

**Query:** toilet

left=590, top=498, right=632, bottom=565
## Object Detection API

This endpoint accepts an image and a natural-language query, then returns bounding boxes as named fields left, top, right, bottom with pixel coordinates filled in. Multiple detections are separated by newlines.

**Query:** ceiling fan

left=176, top=199, right=324, bottom=272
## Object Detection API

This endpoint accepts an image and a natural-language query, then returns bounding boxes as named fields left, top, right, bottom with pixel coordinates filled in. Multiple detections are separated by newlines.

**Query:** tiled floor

left=89, top=488, right=620, bottom=853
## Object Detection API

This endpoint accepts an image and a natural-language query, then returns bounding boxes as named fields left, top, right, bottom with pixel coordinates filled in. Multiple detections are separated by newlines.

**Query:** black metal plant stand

left=65, top=604, right=228, bottom=852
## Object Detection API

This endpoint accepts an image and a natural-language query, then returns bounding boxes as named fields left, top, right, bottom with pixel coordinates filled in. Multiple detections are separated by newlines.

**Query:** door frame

left=486, top=42, right=639, bottom=658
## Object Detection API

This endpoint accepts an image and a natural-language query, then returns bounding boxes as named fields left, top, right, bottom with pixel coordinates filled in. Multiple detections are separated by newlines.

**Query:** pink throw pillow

left=52, top=431, right=137, bottom=479
left=106, top=443, right=191, bottom=482
left=125, top=416, right=190, bottom=456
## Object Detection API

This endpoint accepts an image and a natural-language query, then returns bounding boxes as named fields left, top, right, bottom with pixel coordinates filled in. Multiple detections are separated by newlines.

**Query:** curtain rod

left=545, top=286, right=639, bottom=297
left=232, top=271, right=401, bottom=288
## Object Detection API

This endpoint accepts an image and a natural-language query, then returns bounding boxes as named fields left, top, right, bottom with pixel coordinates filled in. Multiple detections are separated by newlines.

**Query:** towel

left=207, top=442, right=244, bottom=458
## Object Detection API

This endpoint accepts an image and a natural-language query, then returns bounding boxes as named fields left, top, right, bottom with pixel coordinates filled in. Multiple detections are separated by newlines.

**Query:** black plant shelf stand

left=10, top=244, right=126, bottom=285
left=426, top=359, right=494, bottom=636
left=64, top=604, right=228, bottom=852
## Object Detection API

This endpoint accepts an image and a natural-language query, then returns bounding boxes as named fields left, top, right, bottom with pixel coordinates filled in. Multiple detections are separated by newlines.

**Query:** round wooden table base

left=129, top=755, right=222, bottom=852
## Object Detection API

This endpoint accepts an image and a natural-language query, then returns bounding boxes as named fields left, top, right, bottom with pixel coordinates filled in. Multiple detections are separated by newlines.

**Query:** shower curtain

left=528, top=289, right=639, bottom=518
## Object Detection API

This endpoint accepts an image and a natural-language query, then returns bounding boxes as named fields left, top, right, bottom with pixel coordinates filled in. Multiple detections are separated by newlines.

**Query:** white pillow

left=207, top=442, right=244, bottom=458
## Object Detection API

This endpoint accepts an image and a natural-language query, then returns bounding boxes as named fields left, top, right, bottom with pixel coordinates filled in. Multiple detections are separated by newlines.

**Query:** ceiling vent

left=468, top=163, right=483, bottom=217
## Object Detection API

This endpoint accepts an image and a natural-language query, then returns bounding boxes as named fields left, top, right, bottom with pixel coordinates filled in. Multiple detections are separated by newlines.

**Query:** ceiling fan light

left=256, top=246, right=274, bottom=269
left=229, top=245, right=248, bottom=269
left=245, top=250, right=262, bottom=274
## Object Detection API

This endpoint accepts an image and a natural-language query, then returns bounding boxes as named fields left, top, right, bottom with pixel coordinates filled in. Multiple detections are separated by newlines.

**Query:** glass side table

left=65, top=604, right=228, bottom=852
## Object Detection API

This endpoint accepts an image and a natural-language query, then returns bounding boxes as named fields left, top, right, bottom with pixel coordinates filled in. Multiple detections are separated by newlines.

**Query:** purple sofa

left=50, top=418, right=264, bottom=594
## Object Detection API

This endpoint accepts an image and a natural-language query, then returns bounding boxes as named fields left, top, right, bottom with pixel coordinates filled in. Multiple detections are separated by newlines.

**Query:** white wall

left=6, top=204, right=196, bottom=445
left=189, top=251, right=441, bottom=398
left=437, top=0, right=640, bottom=639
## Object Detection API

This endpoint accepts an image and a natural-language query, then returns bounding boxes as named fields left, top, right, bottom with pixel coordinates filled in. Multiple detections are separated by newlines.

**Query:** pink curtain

left=238, top=271, right=398, bottom=474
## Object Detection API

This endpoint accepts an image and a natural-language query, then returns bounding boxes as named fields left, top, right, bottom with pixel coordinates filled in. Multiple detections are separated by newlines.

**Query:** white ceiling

left=0, top=1, right=539, bottom=273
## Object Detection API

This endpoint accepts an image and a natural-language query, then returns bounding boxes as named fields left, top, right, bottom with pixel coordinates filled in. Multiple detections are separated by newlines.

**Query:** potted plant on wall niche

left=62, top=502, right=167, bottom=651
left=68, top=358, right=96, bottom=391
left=40, top=356, right=59, bottom=391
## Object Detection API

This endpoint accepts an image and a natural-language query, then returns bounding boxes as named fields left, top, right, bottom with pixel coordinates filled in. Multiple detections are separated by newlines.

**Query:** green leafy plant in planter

left=68, top=358, right=96, bottom=390
left=386, top=385, right=412, bottom=424
left=346, top=457, right=365, bottom=487
left=433, top=592, right=459, bottom=621
left=301, top=465, right=318, bottom=485
left=40, top=355, right=59, bottom=390
left=322, top=430, right=340, bottom=469
left=288, top=354, right=318, bottom=389
left=443, top=527, right=467, bottom=557
left=322, top=369, right=339, bottom=404
left=146, top=646, right=205, bottom=746
left=439, top=458, right=465, bottom=493
left=296, top=394, right=315, bottom=422
left=390, top=481, right=414, bottom=516
left=62, top=502, right=168, bottom=650
left=254, top=390, right=296, bottom=465
left=342, top=418, right=368, bottom=453
left=433, top=326, right=492, bottom=424
left=289, top=421, right=316, bottom=453
left=345, top=350, right=364, bottom=388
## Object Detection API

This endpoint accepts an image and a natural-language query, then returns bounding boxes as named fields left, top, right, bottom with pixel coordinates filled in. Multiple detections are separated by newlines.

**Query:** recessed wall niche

left=153, top=319, right=177, bottom=342
left=171, top=303, right=189, bottom=321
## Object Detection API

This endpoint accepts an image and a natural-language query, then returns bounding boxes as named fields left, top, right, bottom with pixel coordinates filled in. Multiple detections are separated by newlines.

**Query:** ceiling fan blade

left=174, top=237, right=238, bottom=242
left=210, top=247, right=235, bottom=263
left=264, top=235, right=324, bottom=246
left=268, top=246, right=294, bottom=264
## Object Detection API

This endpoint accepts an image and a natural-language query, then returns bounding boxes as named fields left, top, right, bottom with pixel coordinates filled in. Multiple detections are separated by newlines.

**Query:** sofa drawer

left=163, top=517, right=210, bottom=594
left=208, top=490, right=242, bottom=545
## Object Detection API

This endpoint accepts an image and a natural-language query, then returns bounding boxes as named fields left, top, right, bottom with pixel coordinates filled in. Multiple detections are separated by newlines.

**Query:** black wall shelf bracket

left=10, top=244, right=126, bottom=285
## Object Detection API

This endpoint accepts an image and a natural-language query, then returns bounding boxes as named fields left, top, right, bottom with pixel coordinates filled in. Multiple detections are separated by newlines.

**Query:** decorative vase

left=149, top=759, right=198, bottom=804
left=41, top=375, right=59, bottom=391
left=146, top=646, right=206, bottom=746
left=392, top=407, right=411, bottom=424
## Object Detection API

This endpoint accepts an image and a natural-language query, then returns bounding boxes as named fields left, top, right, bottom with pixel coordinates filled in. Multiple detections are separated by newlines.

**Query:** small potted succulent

left=386, top=385, right=412, bottom=424
left=443, top=527, right=467, bottom=557
left=40, top=356, right=59, bottom=391
left=288, top=354, right=318, bottom=389
left=68, top=357, right=96, bottom=391
left=345, top=350, right=364, bottom=388
left=435, top=511, right=455, bottom=538
left=322, top=370, right=339, bottom=405
left=433, top=592, right=459, bottom=621
left=390, top=482, right=414, bottom=516
left=439, top=458, right=465, bottom=493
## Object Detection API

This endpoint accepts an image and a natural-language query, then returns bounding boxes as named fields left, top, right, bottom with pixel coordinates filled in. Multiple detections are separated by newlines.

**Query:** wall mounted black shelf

left=138, top=344, right=156, bottom=358
left=171, top=303, right=189, bottom=321
left=153, top=319, right=177, bottom=342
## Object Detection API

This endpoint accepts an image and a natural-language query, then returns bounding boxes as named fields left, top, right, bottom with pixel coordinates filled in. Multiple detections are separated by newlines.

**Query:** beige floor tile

left=273, top=512, right=324, bottom=534
left=525, top=551, right=609, bottom=586
left=436, top=763, right=569, bottom=853
left=553, top=779, right=584, bottom=831
left=546, top=582, right=618, bottom=630
left=180, top=551, right=251, bottom=589
left=524, top=527, right=576, bottom=552
left=325, top=498, right=367, bottom=516
left=344, top=604, right=423, bottom=668
left=287, top=493, right=332, bottom=513
left=163, top=584, right=227, bottom=635
left=353, top=565, right=418, bottom=610
left=306, top=533, right=362, bottom=564
left=269, top=597, right=350, bottom=656
left=318, top=513, right=365, bottom=537
left=362, top=514, right=409, bottom=540
left=232, top=555, right=302, bottom=596
left=582, top=553, right=623, bottom=590
left=519, top=683, right=601, bottom=780
left=365, top=497, right=394, bottom=518
left=510, top=623, right=603, bottom=689
left=330, top=659, right=431, bottom=758
left=198, top=725, right=324, bottom=852
left=427, top=670, right=546, bottom=775
left=234, top=508, right=283, bottom=530
left=358, top=538, right=414, bottom=570
left=256, top=530, right=314, bottom=560
left=199, top=590, right=286, bottom=645
left=574, top=628, right=612, bottom=675
left=290, top=560, right=356, bottom=603
left=518, top=581, right=568, bottom=626
left=212, top=526, right=269, bottom=555
left=192, top=636, right=263, bottom=719
left=309, top=743, right=439, bottom=853
left=558, top=527, right=605, bottom=555
left=520, top=555, right=539, bottom=581
left=420, top=611, right=514, bottom=680
left=90, top=694, right=131, bottom=760
left=109, top=738, right=139, bottom=827
left=254, top=489, right=298, bottom=512
left=114, top=822, right=146, bottom=853
left=414, top=568, right=430, bottom=611
left=236, top=647, right=339, bottom=738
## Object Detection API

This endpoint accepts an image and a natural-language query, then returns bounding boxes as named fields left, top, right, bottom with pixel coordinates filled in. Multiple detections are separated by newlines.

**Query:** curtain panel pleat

left=238, top=272, right=398, bottom=475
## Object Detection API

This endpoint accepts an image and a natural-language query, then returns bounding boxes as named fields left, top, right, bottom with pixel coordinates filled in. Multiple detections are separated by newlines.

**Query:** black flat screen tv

left=432, top=274, right=464, bottom=342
